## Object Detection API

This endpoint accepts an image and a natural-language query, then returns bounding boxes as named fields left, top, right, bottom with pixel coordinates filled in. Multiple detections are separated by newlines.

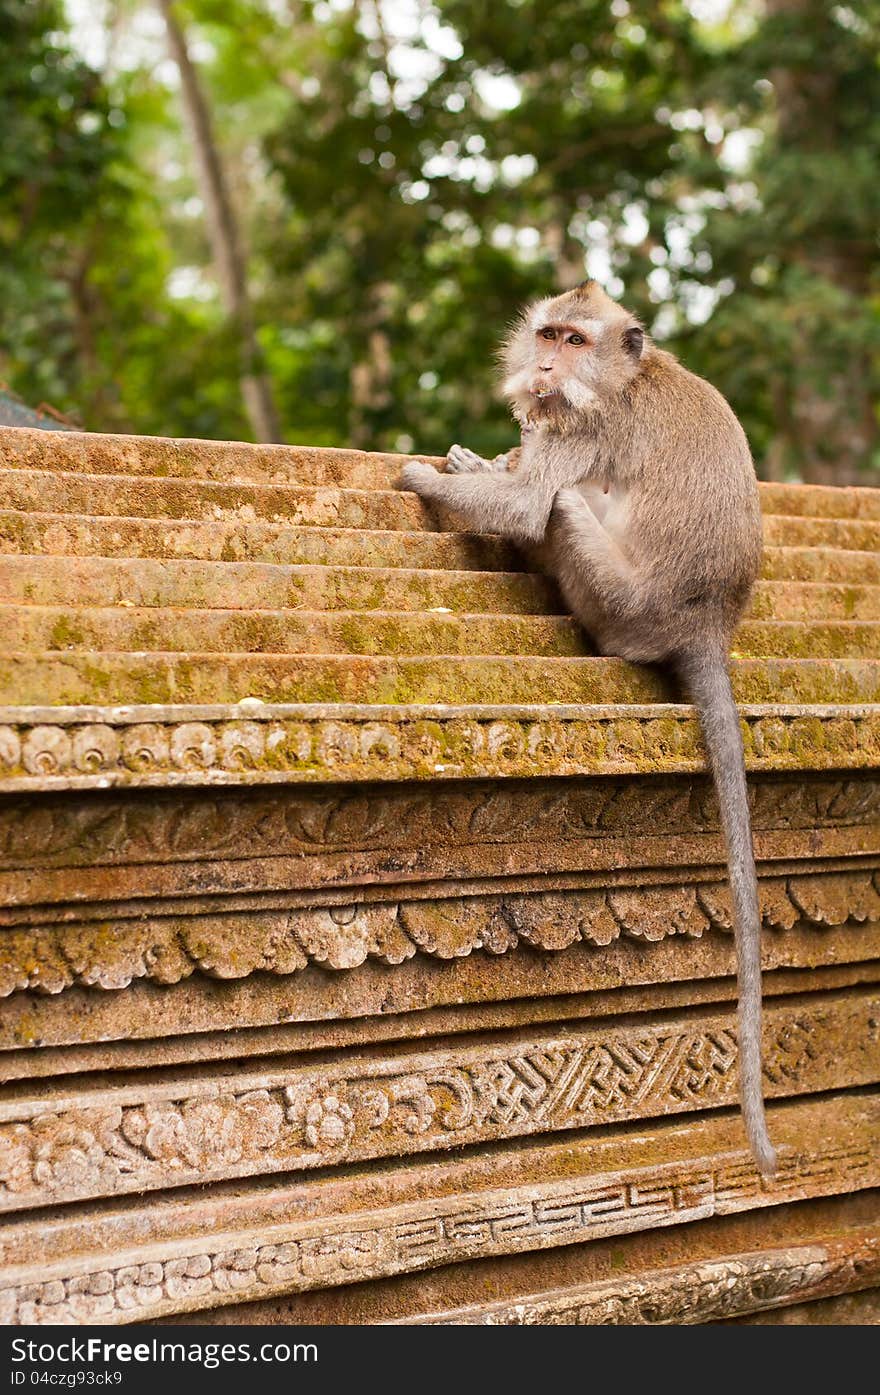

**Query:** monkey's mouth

left=532, top=389, right=560, bottom=400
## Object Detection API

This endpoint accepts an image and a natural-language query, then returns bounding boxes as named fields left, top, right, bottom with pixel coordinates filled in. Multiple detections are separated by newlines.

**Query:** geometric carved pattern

left=0, top=988, right=877, bottom=1214
left=1, top=1102, right=875, bottom=1326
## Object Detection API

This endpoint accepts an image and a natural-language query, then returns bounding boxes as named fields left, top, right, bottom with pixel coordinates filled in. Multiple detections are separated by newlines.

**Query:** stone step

left=3, top=557, right=878, bottom=621
left=0, top=468, right=428, bottom=532
left=4, top=427, right=880, bottom=519
left=4, top=606, right=879, bottom=660
left=0, top=426, right=416, bottom=491
left=762, top=547, right=880, bottom=585
left=3, top=509, right=878, bottom=583
left=758, top=481, right=880, bottom=520
left=761, top=514, right=879, bottom=551
left=0, top=511, right=519, bottom=571
left=3, top=651, right=877, bottom=706
left=0, top=606, right=587, bottom=658
left=0, top=556, right=558, bottom=614
left=749, top=582, right=880, bottom=621
left=3, top=468, right=879, bottom=551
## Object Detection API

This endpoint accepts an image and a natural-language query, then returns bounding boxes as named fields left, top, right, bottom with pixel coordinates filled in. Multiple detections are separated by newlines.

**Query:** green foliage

left=0, top=0, right=876, bottom=478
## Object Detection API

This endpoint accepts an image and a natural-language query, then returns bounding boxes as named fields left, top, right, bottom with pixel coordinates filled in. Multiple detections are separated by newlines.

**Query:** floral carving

left=302, top=1095, right=354, bottom=1148
left=0, top=988, right=875, bottom=1213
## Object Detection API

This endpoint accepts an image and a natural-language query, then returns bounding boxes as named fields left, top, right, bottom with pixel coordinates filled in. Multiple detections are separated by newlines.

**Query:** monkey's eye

left=540, top=328, right=556, bottom=340
left=568, top=333, right=585, bottom=346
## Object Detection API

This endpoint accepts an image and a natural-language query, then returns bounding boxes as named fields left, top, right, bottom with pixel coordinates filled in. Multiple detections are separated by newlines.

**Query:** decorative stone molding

left=1, top=702, right=877, bottom=791
left=1, top=1095, right=875, bottom=1327
left=2, top=869, right=878, bottom=996
left=411, top=1230, right=880, bottom=1326
left=1, top=989, right=877, bottom=1213
left=2, top=770, right=877, bottom=873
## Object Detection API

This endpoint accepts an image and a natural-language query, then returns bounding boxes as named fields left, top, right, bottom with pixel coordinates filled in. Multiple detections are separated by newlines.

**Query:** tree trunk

left=157, top=0, right=282, bottom=443
left=766, top=0, right=877, bottom=484
left=349, top=280, right=393, bottom=449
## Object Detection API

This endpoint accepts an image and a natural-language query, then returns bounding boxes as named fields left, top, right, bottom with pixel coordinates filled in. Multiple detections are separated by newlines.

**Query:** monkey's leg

left=399, top=461, right=554, bottom=545
left=550, top=488, right=644, bottom=620
left=445, top=444, right=513, bottom=474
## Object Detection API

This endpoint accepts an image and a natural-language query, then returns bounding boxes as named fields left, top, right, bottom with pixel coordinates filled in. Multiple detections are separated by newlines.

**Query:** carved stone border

left=1, top=989, right=878, bottom=1213
left=2, top=1094, right=876, bottom=1326
left=3, top=868, right=878, bottom=996
left=1, top=702, right=877, bottom=790
left=409, top=1229, right=880, bottom=1326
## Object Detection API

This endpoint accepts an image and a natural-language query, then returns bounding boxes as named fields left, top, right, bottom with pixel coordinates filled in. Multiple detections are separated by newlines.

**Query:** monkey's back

left=614, top=348, right=762, bottom=640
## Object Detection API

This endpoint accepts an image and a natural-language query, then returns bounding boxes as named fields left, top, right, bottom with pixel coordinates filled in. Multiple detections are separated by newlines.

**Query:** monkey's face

left=501, top=284, right=645, bottom=428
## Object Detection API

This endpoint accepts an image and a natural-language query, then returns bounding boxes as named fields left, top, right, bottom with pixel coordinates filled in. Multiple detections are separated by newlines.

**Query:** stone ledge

left=405, top=1221, right=880, bottom=1325
left=1, top=986, right=877, bottom=1213
left=3, top=868, right=877, bottom=995
left=4, top=928, right=876, bottom=1054
left=1, top=702, right=878, bottom=790
left=1, top=1092, right=876, bottom=1326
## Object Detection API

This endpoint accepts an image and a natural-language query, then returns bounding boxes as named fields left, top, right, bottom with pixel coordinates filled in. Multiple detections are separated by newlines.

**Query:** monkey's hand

left=445, top=444, right=507, bottom=474
left=399, top=460, right=441, bottom=496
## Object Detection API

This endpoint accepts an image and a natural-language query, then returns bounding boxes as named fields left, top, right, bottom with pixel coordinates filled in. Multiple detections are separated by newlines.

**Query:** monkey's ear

left=622, top=325, right=645, bottom=359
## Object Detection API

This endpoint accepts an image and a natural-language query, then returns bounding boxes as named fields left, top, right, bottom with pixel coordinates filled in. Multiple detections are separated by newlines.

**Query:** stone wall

left=1, top=425, right=878, bottom=1324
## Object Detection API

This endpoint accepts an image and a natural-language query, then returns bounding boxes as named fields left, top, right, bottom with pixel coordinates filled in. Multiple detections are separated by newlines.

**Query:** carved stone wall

left=0, top=425, right=878, bottom=1325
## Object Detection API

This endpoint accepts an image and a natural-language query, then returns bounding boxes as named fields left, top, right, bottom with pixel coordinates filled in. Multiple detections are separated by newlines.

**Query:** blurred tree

left=0, top=0, right=253, bottom=438
left=680, top=0, right=880, bottom=482
left=0, top=0, right=875, bottom=480
left=0, top=0, right=118, bottom=421
left=156, top=0, right=281, bottom=441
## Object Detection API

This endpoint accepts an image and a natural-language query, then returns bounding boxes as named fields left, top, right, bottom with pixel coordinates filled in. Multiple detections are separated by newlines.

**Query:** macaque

left=399, top=279, right=776, bottom=1176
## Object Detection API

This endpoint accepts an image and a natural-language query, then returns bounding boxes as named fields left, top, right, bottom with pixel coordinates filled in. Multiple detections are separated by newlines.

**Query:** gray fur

left=399, top=281, right=776, bottom=1176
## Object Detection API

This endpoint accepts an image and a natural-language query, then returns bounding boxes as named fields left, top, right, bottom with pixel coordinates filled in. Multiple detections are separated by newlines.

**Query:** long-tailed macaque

left=399, top=279, right=776, bottom=1176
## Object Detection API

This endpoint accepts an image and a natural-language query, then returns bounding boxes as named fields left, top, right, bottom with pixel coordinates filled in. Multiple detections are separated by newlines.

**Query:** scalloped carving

left=1, top=868, right=876, bottom=997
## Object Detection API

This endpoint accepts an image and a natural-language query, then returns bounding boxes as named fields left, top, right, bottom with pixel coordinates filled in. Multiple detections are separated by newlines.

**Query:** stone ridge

left=1, top=702, right=878, bottom=792
left=3, top=866, right=876, bottom=995
left=403, top=1223, right=880, bottom=1326
left=0, top=423, right=878, bottom=1327
left=0, top=422, right=877, bottom=776
left=0, top=1093, right=875, bottom=1326
left=0, top=986, right=877, bottom=1213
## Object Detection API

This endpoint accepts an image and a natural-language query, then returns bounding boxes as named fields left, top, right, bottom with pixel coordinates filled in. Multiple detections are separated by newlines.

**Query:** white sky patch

left=679, top=279, right=728, bottom=325
left=491, top=224, right=516, bottom=249
left=685, top=0, right=735, bottom=21
left=64, top=0, right=109, bottom=68
left=620, top=203, right=649, bottom=245
left=167, top=266, right=215, bottom=302
left=720, top=128, right=764, bottom=172
left=421, top=13, right=463, bottom=60
left=500, top=154, right=537, bottom=185
left=66, top=0, right=169, bottom=77
left=474, top=71, right=522, bottom=111
left=647, top=266, right=673, bottom=302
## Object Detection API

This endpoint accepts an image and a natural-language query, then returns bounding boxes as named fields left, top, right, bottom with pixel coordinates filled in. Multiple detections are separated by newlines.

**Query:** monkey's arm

left=400, top=460, right=557, bottom=545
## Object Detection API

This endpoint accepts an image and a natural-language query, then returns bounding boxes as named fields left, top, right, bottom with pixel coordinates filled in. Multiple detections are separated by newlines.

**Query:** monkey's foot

left=398, top=460, right=440, bottom=495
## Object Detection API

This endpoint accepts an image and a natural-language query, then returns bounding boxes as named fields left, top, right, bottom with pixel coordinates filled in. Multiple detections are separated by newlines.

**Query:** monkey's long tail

left=675, top=648, right=778, bottom=1178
